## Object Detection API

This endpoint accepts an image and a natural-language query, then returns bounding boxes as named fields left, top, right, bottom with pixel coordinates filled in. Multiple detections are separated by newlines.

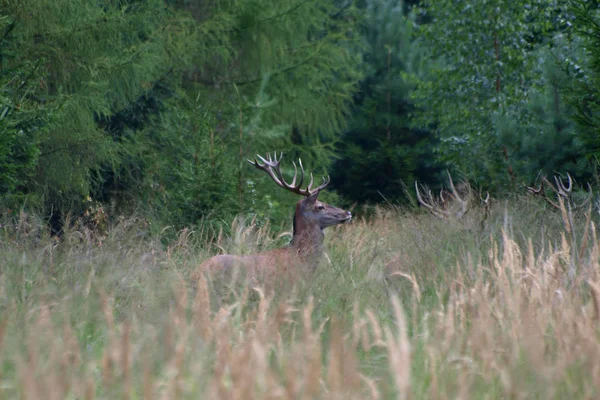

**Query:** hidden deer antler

left=415, top=171, right=471, bottom=219
left=525, top=173, right=592, bottom=211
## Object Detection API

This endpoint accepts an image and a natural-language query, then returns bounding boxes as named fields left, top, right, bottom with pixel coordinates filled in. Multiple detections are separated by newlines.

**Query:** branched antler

left=525, top=173, right=592, bottom=211
left=415, top=171, right=472, bottom=219
left=526, top=173, right=595, bottom=279
left=248, top=152, right=330, bottom=197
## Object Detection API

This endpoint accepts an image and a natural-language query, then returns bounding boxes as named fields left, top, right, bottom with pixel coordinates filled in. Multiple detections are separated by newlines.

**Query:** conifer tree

left=0, top=0, right=362, bottom=230
left=1, top=0, right=195, bottom=221
left=331, top=0, right=443, bottom=204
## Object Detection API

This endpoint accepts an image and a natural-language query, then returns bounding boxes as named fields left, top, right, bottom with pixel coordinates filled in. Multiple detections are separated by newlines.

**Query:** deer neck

left=291, top=210, right=324, bottom=261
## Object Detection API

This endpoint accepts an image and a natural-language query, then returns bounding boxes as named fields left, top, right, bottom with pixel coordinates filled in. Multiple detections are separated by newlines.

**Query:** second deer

left=191, top=152, right=352, bottom=286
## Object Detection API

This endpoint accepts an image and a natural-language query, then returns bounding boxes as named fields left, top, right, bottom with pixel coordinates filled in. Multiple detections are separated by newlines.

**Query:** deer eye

left=317, top=205, right=325, bottom=210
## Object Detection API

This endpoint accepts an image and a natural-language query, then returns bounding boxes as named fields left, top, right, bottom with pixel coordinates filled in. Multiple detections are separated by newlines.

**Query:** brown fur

left=191, top=193, right=351, bottom=287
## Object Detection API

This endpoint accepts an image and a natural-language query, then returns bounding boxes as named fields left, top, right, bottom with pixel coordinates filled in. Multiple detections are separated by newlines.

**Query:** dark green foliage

left=331, top=0, right=444, bottom=204
left=0, top=102, right=40, bottom=197
left=1, top=0, right=188, bottom=219
left=0, top=0, right=362, bottom=231
left=409, top=0, right=585, bottom=189
left=497, top=43, right=590, bottom=185
left=3, top=0, right=600, bottom=233
left=566, top=1, right=600, bottom=165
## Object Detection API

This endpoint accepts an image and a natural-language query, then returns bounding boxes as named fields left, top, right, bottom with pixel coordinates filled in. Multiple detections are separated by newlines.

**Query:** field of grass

left=1, top=195, right=600, bottom=399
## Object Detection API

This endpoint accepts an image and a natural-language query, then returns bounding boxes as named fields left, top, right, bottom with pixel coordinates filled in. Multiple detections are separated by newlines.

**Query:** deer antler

left=415, top=170, right=470, bottom=219
left=526, top=173, right=592, bottom=211
left=525, top=178, right=560, bottom=209
left=480, top=192, right=490, bottom=205
left=248, top=152, right=330, bottom=197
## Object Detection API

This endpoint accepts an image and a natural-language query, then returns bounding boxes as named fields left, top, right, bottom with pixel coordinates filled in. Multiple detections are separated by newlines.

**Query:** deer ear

left=305, top=191, right=320, bottom=205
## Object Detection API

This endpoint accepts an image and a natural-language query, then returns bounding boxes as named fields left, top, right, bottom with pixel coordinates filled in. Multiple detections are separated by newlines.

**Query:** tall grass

left=1, top=195, right=599, bottom=399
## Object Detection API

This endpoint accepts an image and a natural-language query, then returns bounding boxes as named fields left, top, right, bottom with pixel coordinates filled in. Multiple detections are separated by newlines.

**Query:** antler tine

left=291, top=159, right=305, bottom=189
left=526, top=176, right=561, bottom=209
left=481, top=192, right=490, bottom=204
left=525, top=180, right=544, bottom=195
left=254, top=153, right=273, bottom=168
left=256, top=152, right=296, bottom=191
left=249, top=154, right=285, bottom=188
left=415, top=181, right=449, bottom=219
left=439, top=189, right=447, bottom=203
left=312, top=175, right=330, bottom=193
left=278, top=157, right=303, bottom=193
left=446, top=170, right=467, bottom=206
left=445, top=170, right=469, bottom=218
left=542, top=176, right=559, bottom=193
left=306, top=172, right=315, bottom=193
left=427, top=188, right=438, bottom=206
left=290, top=161, right=304, bottom=187
left=554, top=173, right=573, bottom=197
left=415, top=182, right=431, bottom=209
left=277, top=152, right=301, bottom=190
left=290, top=161, right=298, bottom=186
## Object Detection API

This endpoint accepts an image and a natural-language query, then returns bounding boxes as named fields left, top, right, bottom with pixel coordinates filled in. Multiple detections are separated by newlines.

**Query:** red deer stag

left=191, top=152, right=352, bottom=286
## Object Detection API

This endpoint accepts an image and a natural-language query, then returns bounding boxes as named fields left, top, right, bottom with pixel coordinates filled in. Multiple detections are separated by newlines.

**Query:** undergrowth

left=0, top=195, right=599, bottom=399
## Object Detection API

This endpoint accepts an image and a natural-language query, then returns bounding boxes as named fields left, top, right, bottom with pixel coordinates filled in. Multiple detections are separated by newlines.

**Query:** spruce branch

left=212, top=47, right=325, bottom=87
left=0, top=20, right=17, bottom=46
left=236, top=0, right=312, bottom=31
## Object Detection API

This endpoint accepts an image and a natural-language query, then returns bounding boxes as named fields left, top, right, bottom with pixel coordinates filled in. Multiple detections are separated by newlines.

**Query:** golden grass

left=1, top=198, right=600, bottom=398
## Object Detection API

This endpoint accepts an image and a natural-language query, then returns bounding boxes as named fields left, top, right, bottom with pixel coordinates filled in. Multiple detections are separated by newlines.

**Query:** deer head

left=296, top=191, right=352, bottom=229
left=248, top=152, right=351, bottom=252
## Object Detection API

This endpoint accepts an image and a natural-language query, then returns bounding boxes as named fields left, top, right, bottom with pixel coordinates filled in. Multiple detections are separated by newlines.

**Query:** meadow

left=1, top=193, right=599, bottom=399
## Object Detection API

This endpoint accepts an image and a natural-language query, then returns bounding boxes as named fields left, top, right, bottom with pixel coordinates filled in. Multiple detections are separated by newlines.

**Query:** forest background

left=1, top=0, right=599, bottom=235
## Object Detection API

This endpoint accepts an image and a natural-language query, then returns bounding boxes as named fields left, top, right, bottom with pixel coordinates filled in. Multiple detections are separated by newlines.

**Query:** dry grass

left=1, top=196, right=600, bottom=399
